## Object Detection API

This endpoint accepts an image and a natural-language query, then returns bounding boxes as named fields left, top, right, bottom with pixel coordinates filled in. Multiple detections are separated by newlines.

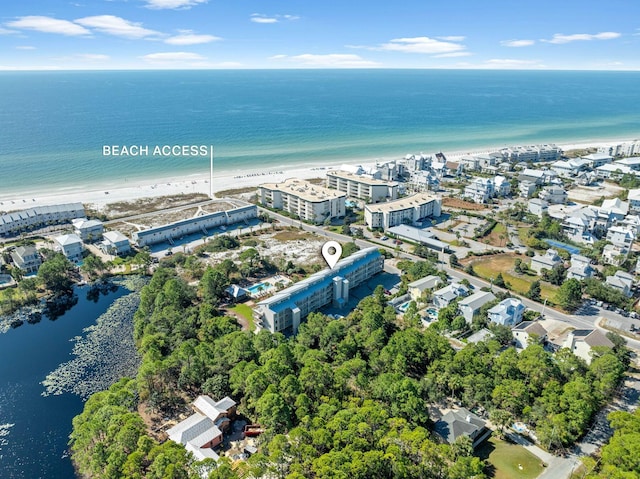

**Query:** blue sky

left=1, top=0, right=638, bottom=70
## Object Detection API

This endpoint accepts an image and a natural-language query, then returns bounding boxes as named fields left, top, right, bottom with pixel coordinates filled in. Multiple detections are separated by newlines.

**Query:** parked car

left=380, top=236, right=388, bottom=241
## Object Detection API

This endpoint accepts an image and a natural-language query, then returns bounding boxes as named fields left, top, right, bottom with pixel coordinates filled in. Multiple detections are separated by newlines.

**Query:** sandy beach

left=0, top=139, right=631, bottom=213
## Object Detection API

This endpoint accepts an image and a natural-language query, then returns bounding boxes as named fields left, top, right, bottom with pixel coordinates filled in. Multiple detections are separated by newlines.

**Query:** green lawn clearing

left=466, top=254, right=558, bottom=303
left=476, top=437, right=545, bottom=479
left=230, top=303, right=255, bottom=331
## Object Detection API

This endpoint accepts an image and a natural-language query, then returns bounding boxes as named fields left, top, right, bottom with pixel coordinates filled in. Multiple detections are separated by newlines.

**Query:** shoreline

left=0, top=138, right=633, bottom=213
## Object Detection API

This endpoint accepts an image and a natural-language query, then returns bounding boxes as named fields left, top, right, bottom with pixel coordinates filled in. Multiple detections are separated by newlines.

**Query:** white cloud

left=6, top=16, right=91, bottom=36
left=76, top=53, right=110, bottom=61
left=380, top=36, right=466, bottom=55
left=0, top=27, right=18, bottom=35
left=16, top=45, right=36, bottom=50
left=501, top=39, right=535, bottom=47
left=250, top=13, right=299, bottom=24
left=434, top=51, right=471, bottom=58
left=165, top=33, right=220, bottom=45
left=437, top=36, right=465, bottom=42
left=271, top=53, right=379, bottom=68
left=144, top=0, right=207, bottom=10
left=482, top=59, right=545, bottom=69
left=75, top=15, right=161, bottom=39
left=141, top=51, right=206, bottom=62
left=544, top=32, right=620, bottom=44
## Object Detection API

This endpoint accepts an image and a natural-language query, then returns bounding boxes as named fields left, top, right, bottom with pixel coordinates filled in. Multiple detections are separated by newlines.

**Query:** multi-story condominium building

left=101, top=231, right=131, bottom=256
left=582, top=153, right=613, bottom=168
left=488, top=298, right=525, bottom=327
left=563, top=329, right=614, bottom=365
left=599, top=141, right=640, bottom=158
left=54, top=234, right=84, bottom=262
left=364, top=193, right=441, bottom=229
left=325, top=170, right=398, bottom=203
left=132, top=205, right=257, bottom=247
left=73, top=218, right=104, bottom=242
left=0, top=203, right=85, bottom=237
left=10, top=245, right=41, bottom=274
left=499, top=144, right=562, bottom=163
left=258, top=178, right=346, bottom=224
left=253, top=247, right=383, bottom=334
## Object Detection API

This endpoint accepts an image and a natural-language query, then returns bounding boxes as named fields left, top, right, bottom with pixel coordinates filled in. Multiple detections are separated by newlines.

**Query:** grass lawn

left=467, top=254, right=558, bottom=303
left=230, top=304, right=255, bottom=332
left=477, top=437, right=545, bottom=479
left=273, top=229, right=317, bottom=242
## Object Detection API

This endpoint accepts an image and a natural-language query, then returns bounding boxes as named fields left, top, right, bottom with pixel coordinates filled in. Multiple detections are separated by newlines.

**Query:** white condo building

left=326, top=170, right=398, bottom=203
left=0, top=203, right=85, bottom=237
left=258, top=178, right=346, bottom=224
left=253, top=247, right=383, bottom=334
left=364, top=193, right=441, bottom=229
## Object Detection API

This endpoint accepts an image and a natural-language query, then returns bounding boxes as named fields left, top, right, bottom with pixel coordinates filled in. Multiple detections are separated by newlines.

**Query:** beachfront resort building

left=166, top=395, right=237, bottom=462
left=53, top=234, right=84, bottom=262
left=498, top=144, right=562, bottom=163
left=253, top=247, right=383, bottom=334
left=563, top=329, right=614, bottom=365
left=73, top=218, right=104, bottom=242
left=325, top=170, right=398, bottom=203
left=364, top=193, right=441, bottom=229
left=132, top=205, right=257, bottom=247
left=0, top=202, right=85, bottom=237
left=488, top=298, right=525, bottom=327
left=10, top=245, right=41, bottom=274
left=100, top=231, right=131, bottom=256
left=258, top=178, right=346, bottom=224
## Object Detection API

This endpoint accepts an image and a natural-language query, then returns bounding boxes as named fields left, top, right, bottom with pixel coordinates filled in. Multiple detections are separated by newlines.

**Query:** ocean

left=0, top=69, right=639, bottom=195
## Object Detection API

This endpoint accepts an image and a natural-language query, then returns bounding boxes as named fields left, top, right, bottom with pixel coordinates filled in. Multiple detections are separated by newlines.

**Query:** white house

left=601, top=198, right=629, bottom=220
left=606, top=226, right=634, bottom=250
left=11, top=245, right=41, bottom=274
left=72, top=218, right=104, bottom=242
left=487, top=298, right=525, bottom=327
left=464, top=178, right=495, bottom=203
left=53, top=234, right=84, bottom=262
left=596, top=163, right=633, bottom=179
left=566, top=254, right=594, bottom=281
left=605, top=270, right=634, bottom=297
left=457, top=291, right=496, bottom=323
left=530, top=249, right=562, bottom=274
left=629, top=189, right=640, bottom=214
left=100, top=231, right=131, bottom=256
left=432, top=282, right=469, bottom=309
left=582, top=152, right=613, bottom=168
left=513, top=321, right=547, bottom=349
left=408, top=275, right=443, bottom=302
left=563, top=329, right=614, bottom=365
left=538, top=185, right=567, bottom=205
left=528, top=199, right=548, bottom=217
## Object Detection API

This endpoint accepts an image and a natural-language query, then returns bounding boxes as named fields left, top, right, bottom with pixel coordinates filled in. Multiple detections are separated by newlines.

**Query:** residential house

left=596, top=163, right=633, bottom=179
left=432, top=282, right=469, bottom=309
left=513, top=321, right=547, bottom=349
left=602, top=244, right=628, bottom=266
left=53, top=234, right=84, bottom=262
left=601, top=198, right=629, bottom=220
left=606, top=226, right=634, bottom=251
left=614, top=157, right=640, bottom=171
left=538, top=185, right=568, bottom=205
left=166, top=395, right=237, bottom=462
left=494, top=176, right=511, bottom=197
left=434, top=408, right=491, bottom=449
left=10, top=245, right=41, bottom=274
left=530, top=249, right=562, bottom=274
left=408, top=275, right=443, bottom=302
left=457, top=291, right=496, bottom=323
left=563, top=329, right=614, bottom=365
left=72, top=218, right=104, bottom=242
left=629, top=189, right=640, bottom=214
left=605, top=270, right=634, bottom=297
left=463, top=178, right=495, bottom=203
left=408, top=171, right=440, bottom=192
left=226, top=284, right=248, bottom=302
left=566, top=254, right=594, bottom=281
left=100, top=231, right=131, bottom=256
left=550, top=159, right=589, bottom=178
left=488, top=298, right=525, bottom=327
left=528, top=199, right=548, bottom=217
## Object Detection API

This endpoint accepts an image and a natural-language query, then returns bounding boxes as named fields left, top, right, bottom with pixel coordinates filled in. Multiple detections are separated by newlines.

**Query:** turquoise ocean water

left=0, top=69, right=639, bottom=195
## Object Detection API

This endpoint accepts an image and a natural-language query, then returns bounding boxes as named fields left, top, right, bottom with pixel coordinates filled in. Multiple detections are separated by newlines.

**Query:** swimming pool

left=397, top=301, right=411, bottom=313
left=247, top=282, right=271, bottom=295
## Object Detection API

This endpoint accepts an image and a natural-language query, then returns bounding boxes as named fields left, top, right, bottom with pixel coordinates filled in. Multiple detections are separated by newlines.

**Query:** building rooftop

left=327, top=170, right=398, bottom=186
left=434, top=408, right=486, bottom=444
left=571, top=329, right=614, bottom=348
left=54, top=233, right=82, bottom=246
left=103, top=230, right=129, bottom=243
left=260, top=178, right=346, bottom=202
left=513, top=321, right=547, bottom=337
left=458, top=291, right=496, bottom=310
left=408, top=274, right=442, bottom=291
left=365, top=193, right=440, bottom=214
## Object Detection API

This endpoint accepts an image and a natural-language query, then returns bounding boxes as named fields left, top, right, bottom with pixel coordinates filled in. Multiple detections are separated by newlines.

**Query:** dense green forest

left=70, top=256, right=629, bottom=479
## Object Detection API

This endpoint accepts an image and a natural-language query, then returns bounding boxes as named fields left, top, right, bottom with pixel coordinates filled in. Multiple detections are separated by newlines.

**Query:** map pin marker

left=322, top=241, right=342, bottom=269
